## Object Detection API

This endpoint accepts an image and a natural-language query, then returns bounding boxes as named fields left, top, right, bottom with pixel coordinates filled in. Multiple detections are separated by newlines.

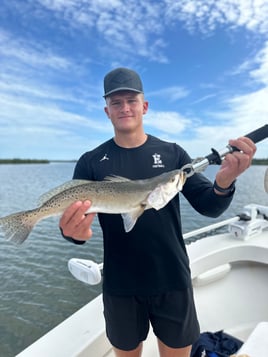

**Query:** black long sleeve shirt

left=66, top=135, right=234, bottom=295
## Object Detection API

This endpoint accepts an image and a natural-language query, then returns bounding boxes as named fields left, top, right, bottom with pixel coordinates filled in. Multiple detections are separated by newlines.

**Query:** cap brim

left=103, top=87, right=143, bottom=98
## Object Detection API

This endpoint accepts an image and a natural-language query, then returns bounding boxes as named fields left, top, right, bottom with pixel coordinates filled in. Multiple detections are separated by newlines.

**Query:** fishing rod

left=182, top=124, right=268, bottom=177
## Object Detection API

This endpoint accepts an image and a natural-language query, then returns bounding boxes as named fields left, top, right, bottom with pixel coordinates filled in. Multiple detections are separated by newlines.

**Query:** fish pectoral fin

left=121, top=206, right=145, bottom=233
left=146, top=186, right=168, bottom=210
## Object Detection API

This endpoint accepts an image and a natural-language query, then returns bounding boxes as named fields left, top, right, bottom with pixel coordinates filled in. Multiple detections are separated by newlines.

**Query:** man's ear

left=143, top=101, right=149, bottom=115
left=104, top=106, right=110, bottom=118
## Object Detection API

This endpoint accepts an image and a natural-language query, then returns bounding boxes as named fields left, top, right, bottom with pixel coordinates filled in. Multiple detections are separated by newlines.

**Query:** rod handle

left=206, top=124, right=268, bottom=165
left=244, top=124, right=268, bottom=144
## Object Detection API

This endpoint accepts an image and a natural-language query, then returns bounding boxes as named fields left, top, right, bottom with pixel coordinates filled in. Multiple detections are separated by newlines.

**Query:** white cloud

left=0, top=92, right=110, bottom=131
left=191, top=94, right=217, bottom=105
left=0, top=71, right=101, bottom=111
left=4, top=0, right=268, bottom=66
left=226, top=88, right=268, bottom=129
left=231, top=40, right=268, bottom=85
left=250, top=41, right=268, bottom=85
left=148, top=86, right=189, bottom=102
left=164, top=0, right=268, bottom=35
left=144, top=110, right=191, bottom=134
left=0, top=29, right=71, bottom=70
left=35, top=0, right=167, bottom=62
left=0, top=90, right=113, bottom=159
left=220, top=41, right=268, bottom=131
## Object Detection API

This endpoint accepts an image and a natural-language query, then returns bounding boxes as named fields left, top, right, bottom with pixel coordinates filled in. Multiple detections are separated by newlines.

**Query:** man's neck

left=113, top=132, right=148, bottom=148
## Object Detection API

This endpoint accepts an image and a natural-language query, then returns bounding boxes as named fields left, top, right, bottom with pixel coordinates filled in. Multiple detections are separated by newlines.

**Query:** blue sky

left=1, top=0, right=268, bottom=160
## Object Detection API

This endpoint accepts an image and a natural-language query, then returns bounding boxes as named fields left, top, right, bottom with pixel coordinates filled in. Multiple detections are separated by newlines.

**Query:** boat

left=16, top=198, right=268, bottom=357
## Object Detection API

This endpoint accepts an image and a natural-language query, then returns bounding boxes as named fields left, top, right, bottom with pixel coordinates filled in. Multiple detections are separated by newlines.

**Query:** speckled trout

left=0, top=169, right=186, bottom=244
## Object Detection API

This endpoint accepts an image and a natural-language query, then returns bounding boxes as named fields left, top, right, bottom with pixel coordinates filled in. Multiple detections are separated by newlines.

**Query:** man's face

left=104, top=91, right=148, bottom=133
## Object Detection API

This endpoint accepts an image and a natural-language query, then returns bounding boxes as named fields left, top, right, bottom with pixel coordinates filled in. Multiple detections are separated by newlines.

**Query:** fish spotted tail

left=0, top=209, right=40, bottom=244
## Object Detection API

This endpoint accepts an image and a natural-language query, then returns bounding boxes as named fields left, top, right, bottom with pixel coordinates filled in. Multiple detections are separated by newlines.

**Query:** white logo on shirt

left=152, top=153, right=165, bottom=168
left=100, top=154, right=109, bottom=162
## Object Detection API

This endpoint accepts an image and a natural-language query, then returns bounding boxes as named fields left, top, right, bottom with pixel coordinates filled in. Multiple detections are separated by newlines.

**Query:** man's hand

left=215, top=137, right=256, bottom=191
left=59, top=200, right=96, bottom=241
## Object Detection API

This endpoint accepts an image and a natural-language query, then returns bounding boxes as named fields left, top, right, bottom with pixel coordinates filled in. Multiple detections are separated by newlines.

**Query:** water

left=0, top=163, right=267, bottom=356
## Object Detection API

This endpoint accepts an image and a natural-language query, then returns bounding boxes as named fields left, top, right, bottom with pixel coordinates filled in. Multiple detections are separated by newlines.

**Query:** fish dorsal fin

left=104, top=175, right=131, bottom=182
left=121, top=206, right=145, bottom=232
left=38, top=179, right=89, bottom=205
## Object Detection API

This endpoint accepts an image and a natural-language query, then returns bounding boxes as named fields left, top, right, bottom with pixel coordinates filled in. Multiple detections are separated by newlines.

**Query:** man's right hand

left=59, top=200, right=96, bottom=241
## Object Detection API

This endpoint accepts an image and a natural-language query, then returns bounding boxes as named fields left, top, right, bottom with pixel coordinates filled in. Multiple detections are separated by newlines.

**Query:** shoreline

left=0, top=159, right=76, bottom=164
left=0, top=159, right=267, bottom=165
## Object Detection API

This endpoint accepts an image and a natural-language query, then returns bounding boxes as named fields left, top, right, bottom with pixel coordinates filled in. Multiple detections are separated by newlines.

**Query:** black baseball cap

left=103, top=67, right=143, bottom=98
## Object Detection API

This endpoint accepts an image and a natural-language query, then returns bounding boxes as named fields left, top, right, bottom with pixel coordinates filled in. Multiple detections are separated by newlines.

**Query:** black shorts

left=103, top=288, right=200, bottom=351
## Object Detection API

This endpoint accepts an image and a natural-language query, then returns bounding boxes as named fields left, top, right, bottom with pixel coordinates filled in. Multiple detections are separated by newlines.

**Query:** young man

left=60, top=68, right=256, bottom=357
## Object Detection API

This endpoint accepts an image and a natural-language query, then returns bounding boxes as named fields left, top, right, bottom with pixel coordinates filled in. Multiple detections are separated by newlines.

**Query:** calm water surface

left=0, top=163, right=267, bottom=356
